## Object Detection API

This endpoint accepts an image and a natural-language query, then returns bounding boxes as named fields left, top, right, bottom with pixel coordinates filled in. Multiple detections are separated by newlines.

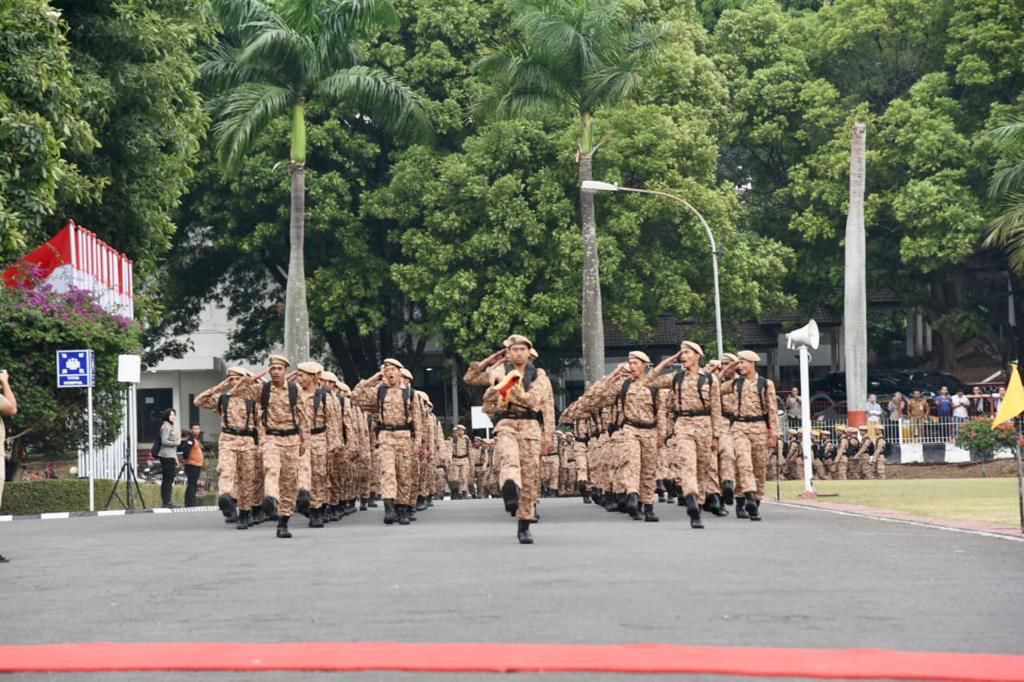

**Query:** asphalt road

left=2, top=496, right=1022, bottom=680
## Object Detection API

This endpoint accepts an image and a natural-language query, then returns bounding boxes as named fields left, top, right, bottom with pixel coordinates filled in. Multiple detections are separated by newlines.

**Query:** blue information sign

left=57, top=349, right=94, bottom=388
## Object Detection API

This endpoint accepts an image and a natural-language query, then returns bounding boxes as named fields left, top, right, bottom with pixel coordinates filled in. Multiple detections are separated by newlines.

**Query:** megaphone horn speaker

left=786, top=319, right=819, bottom=350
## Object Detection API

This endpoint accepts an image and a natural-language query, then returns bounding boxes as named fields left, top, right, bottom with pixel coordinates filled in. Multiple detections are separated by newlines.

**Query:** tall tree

left=473, top=0, right=669, bottom=385
left=202, top=0, right=430, bottom=364
left=984, top=116, right=1024, bottom=271
left=0, top=0, right=99, bottom=262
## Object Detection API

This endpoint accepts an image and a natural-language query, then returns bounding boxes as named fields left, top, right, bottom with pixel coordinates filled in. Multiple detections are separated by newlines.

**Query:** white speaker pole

left=786, top=320, right=819, bottom=496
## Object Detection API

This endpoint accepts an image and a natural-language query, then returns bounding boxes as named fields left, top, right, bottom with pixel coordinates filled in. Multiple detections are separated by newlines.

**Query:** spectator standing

left=970, top=386, right=989, bottom=417
left=994, top=386, right=1006, bottom=415
left=951, top=390, right=970, bottom=426
left=866, top=394, right=884, bottom=439
left=179, top=424, right=207, bottom=508
left=157, top=409, right=181, bottom=508
left=0, top=369, right=18, bottom=563
left=785, top=388, right=801, bottom=423
left=907, top=391, right=930, bottom=442
left=886, top=391, right=906, bottom=443
left=934, top=387, right=953, bottom=419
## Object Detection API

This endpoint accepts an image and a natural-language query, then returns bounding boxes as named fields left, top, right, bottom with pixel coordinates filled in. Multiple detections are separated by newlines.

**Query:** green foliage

left=954, top=419, right=1019, bottom=455
left=0, top=0, right=99, bottom=262
left=0, top=282, right=141, bottom=457
left=0, top=479, right=215, bottom=515
left=54, top=0, right=213, bottom=276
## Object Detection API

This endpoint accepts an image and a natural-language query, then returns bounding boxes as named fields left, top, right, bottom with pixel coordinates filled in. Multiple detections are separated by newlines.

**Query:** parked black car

left=809, top=371, right=969, bottom=401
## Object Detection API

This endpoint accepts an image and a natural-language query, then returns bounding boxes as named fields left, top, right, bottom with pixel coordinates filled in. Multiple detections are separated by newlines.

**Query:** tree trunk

left=844, top=122, right=868, bottom=426
left=284, top=100, right=310, bottom=364
left=578, top=112, right=605, bottom=387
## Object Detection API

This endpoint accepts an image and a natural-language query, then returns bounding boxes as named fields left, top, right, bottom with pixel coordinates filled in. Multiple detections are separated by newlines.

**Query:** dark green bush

left=1, top=479, right=216, bottom=515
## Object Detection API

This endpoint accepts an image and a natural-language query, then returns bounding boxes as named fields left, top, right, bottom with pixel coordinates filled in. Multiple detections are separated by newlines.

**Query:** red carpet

left=1, top=642, right=1022, bottom=680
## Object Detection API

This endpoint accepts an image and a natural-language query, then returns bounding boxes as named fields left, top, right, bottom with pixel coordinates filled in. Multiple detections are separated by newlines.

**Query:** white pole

left=88, top=383, right=95, bottom=512
left=800, top=345, right=814, bottom=494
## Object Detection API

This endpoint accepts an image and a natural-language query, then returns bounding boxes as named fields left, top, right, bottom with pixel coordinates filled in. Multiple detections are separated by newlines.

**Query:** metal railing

left=780, top=414, right=1019, bottom=447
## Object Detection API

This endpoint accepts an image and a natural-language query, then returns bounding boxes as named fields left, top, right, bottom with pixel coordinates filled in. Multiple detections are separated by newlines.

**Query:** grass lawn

left=776, top=478, right=1024, bottom=528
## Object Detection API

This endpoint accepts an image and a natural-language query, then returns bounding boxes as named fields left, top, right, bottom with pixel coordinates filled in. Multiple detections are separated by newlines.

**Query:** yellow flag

left=992, top=364, right=1024, bottom=427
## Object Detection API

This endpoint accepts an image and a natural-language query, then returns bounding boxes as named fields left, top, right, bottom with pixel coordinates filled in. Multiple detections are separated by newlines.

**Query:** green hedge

left=0, top=479, right=217, bottom=515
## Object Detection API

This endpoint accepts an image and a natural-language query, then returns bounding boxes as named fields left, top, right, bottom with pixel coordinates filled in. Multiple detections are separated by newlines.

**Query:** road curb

left=771, top=500, right=1024, bottom=543
left=0, top=506, right=218, bottom=522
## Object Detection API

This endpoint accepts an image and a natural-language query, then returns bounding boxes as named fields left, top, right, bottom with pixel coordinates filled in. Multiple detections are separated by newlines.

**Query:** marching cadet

left=812, top=429, right=834, bottom=480
left=868, top=428, right=888, bottom=480
left=581, top=351, right=661, bottom=522
left=644, top=342, right=721, bottom=529
left=319, top=371, right=344, bottom=521
left=351, top=358, right=425, bottom=526
left=541, top=430, right=561, bottom=497
left=783, top=428, right=805, bottom=480
left=558, top=431, right=577, bottom=496
left=413, top=387, right=436, bottom=512
left=568, top=402, right=592, bottom=501
left=834, top=426, right=860, bottom=480
left=435, top=434, right=450, bottom=500
left=849, top=425, right=874, bottom=480
left=294, top=362, right=332, bottom=528
left=467, top=335, right=555, bottom=544
left=194, top=367, right=261, bottom=529
left=448, top=424, right=472, bottom=499
left=719, top=350, right=778, bottom=521
left=472, top=436, right=488, bottom=499
left=713, top=353, right=739, bottom=507
left=254, top=355, right=309, bottom=538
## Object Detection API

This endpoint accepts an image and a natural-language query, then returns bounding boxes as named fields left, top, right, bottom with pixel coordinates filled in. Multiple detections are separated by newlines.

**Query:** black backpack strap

left=377, top=384, right=388, bottom=423
left=261, top=381, right=272, bottom=427
left=735, top=376, right=746, bottom=418
left=617, top=379, right=632, bottom=423
left=288, top=382, right=299, bottom=428
left=218, top=391, right=232, bottom=429
left=244, top=399, right=255, bottom=431
left=757, top=376, right=768, bottom=415
left=697, top=372, right=710, bottom=412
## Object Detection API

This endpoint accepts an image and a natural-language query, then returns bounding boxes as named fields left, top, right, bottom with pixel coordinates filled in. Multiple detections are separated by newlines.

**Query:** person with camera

left=156, top=408, right=182, bottom=508
left=0, top=369, right=18, bottom=562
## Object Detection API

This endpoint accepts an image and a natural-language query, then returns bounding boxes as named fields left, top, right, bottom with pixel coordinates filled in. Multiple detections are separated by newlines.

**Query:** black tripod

left=104, top=387, right=146, bottom=511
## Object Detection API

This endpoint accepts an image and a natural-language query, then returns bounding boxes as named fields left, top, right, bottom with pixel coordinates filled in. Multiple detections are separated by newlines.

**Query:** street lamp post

left=581, top=180, right=725, bottom=359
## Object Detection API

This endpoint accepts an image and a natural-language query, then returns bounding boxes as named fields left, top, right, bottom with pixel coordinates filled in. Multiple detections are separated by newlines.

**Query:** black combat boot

left=236, top=510, right=251, bottom=530
left=517, top=520, right=534, bottom=544
left=745, top=492, right=761, bottom=521
left=735, top=493, right=750, bottom=518
left=296, top=489, right=311, bottom=517
left=656, top=480, right=666, bottom=503
left=276, top=515, right=292, bottom=539
left=218, top=494, right=238, bottom=523
left=643, top=503, right=659, bottom=522
left=359, top=497, right=368, bottom=511
left=501, top=480, right=520, bottom=515
left=248, top=507, right=261, bottom=525
left=261, top=496, right=279, bottom=520
left=616, top=494, right=628, bottom=513
left=416, top=496, right=428, bottom=512
left=625, top=493, right=642, bottom=521
left=722, top=480, right=736, bottom=506
left=426, top=494, right=435, bottom=507
left=582, top=490, right=592, bottom=504
left=684, top=494, right=704, bottom=529
left=309, top=507, right=324, bottom=528
left=397, top=505, right=411, bottom=525
left=704, top=493, right=727, bottom=517
left=367, top=495, right=379, bottom=508
left=666, top=480, right=678, bottom=504
left=332, top=504, right=344, bottom=522
left=383, top=499, right=398, bottom=525
left=406, top=504, right=418, bottom=522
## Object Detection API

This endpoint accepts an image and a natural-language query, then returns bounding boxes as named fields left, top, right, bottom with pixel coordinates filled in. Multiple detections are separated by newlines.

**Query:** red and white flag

left=2, top=220, right=134, bottom=320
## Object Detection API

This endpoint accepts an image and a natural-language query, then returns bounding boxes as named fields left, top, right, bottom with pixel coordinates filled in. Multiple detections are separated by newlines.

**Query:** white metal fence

left=779, top=414, right=1018, bottom=447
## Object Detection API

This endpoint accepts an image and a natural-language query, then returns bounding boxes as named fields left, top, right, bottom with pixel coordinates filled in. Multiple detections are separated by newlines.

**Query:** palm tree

left=985, top=116, right=1024, bottom=274
left=202, top=0, right=430, bottom=363
left=473, top=0, right=667, bottom=386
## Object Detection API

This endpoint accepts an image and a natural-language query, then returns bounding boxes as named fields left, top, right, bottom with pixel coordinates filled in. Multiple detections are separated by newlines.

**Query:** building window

left=189, top=394, right=200, bottom=428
